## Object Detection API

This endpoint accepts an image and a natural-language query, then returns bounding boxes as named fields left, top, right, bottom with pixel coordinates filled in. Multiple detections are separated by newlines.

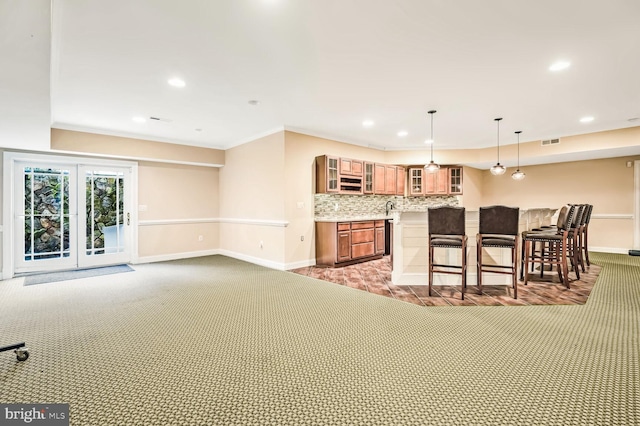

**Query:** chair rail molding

left=138, top=217, right=289, bottom=227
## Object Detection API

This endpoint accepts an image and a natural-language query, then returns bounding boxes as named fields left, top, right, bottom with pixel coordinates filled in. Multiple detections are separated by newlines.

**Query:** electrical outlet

left=297, top=201, right=304, bottom=209
left=198, top=235, right=204, bottom=241
left=300, top=235, right=304, bottom=241
left=260, top=240, right=264, bottom=249
left=334, top=203, right=339, bottom=211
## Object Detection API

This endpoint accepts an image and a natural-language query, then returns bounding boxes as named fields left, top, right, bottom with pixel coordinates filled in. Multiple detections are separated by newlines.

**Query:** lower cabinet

left=316, top=220, right=386, bottom=267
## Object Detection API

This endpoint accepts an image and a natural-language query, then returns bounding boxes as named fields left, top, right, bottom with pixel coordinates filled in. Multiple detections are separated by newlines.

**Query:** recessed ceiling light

left=248, top=100, right=260, bottom=106
left=195, top=128, right=202, bottom=132
left=397, top=131, right=408, bottom=137
left=424, top=139, right=434, bottom=145
left=362, top=120, right=374, bottom=127
left=549, top=60, right=570, bottom=72
left=580, top=116, right=594, bottom=123
left=168, top=78, right=186, bottom=87
left=132, top=116, right=146, bottom=123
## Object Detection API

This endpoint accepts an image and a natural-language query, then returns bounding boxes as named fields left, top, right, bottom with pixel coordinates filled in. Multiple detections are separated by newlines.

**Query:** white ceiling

left=51, top=0, right=640, bottom=159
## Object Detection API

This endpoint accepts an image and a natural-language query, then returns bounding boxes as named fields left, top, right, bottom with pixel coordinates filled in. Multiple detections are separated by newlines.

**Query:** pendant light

left=511, top=130, right=526, bottom=180
left=424, top=110, right=440, bottom=173
left=490, top=117, right=506, bottom=175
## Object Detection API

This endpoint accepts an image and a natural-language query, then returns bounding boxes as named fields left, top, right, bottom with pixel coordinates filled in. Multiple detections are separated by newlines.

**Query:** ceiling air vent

left=541, top=138, right=560, bottom=146
left=149, top=116, right=173, bottom=123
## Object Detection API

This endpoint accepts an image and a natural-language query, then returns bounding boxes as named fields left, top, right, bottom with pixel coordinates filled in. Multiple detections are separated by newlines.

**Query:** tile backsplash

left=314, top=193, right=459, bottom=219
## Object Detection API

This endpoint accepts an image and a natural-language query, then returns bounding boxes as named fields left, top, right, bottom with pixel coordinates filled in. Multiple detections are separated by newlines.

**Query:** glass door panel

left=15, top=164, right=78, bottom=273
left=78, top=166, right=131, bottom=268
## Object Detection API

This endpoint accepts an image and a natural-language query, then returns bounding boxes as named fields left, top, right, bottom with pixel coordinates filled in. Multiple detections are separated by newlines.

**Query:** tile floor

left=290, top=256, right=599, bottom=306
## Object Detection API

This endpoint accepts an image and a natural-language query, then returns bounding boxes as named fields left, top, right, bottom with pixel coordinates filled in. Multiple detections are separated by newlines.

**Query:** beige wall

left=459, top=166, right=483, bottom=210
left=51, top=129, right=225, bottom=166
left=137, top=161, right=220, bottom=259
left=218, top=131, right=287, bottom=265
left=480, top=156, right=638, bottom=251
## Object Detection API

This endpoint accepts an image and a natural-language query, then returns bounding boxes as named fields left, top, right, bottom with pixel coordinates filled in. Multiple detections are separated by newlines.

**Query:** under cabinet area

left=316, top=220, right=386, bottom=267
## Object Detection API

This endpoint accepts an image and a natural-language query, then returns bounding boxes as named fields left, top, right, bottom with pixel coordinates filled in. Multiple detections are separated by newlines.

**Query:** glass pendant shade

left=511, top=130, right=525, bottom=180
left=424, top=110, right=440, bottom=173
left=511, top=169, right=525, bottom=180
left=490, top=117, right=506, bottom=175
left=490, top=163, right=506, bottom=175
left=425, top=161, right=440, bottom=172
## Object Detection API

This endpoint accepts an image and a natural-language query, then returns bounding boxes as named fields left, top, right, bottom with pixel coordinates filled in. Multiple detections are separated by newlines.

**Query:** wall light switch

left=138, top=204, right=148, bottom=212
left=297, top=201, right=304, bottom=209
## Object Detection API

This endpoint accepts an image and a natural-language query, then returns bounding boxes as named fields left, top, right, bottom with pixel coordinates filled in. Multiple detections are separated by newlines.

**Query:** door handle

left=127, top=212, right=130, bottom=225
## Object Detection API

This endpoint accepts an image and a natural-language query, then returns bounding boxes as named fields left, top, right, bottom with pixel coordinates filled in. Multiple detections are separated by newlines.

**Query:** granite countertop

left=315, top=214, right=392, bottom=222
left=314, top=207, right=556, bottom=223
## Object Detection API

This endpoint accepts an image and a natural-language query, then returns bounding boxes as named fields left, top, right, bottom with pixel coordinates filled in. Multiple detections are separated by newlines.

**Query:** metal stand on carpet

left=0, top=342, right=29, bottom=361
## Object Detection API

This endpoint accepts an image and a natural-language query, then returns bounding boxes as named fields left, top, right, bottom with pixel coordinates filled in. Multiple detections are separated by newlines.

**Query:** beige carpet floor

left=0, top=252, right=638, bottom=425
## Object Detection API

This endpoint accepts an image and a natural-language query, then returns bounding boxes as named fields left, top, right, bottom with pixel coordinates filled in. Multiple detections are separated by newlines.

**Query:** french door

left=13, top=160, right=133, bottom=274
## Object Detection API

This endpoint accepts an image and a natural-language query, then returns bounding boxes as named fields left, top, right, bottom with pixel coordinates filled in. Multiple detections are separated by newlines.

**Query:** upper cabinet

left=316, top=155, right=452, bottom=196
left=363, top=162, right=374, bottom=194
left=316, top=155, right=340, bottom=193
left=396, top=166, right=406, bottom=196
left=374, top=164, right=404, bottom=195
left=408, top=166, right=463, bottom=196
left=424, top=168, right=449, bottom=195
left=340, top=158, right=363, bottom=176
left=448, top=166, right=463, bottom=195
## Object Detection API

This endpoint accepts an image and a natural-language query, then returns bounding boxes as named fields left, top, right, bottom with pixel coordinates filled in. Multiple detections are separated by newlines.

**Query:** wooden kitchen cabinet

left=374, top=163, right=386, bottom=194
left=448, top=166, right=463, bottom=195
left=337, top=229, right=351, bottom=262
left=374, top=220, right=385, bottom=255
left=374, top=164, right=404, bottom=195
left=409, top=167, right=424, bottom=195
left=396, top=166, right=406, bottom=196
left=315, top=220, right=385, bottom=267
left=384, top=165, right=397, bottom=195
left=316, top=155, right=339, bottom=193
left=424, top=168, right=449, bottom=195
left=363, top=162, right=374, bottom=194
left=408, top=166, right=463, bottom=196
left=340, top=158, right=363, bottom=176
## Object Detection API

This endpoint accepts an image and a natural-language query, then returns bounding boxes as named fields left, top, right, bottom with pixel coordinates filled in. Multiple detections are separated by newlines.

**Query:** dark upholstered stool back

left=570, top=204, right=586, bottom=230
left=428, top=206, right=465, bottom=236
left=584, top=204, right=593, bottom=225
left=479, top=205, right=519, bottom=236
left=557, top=205, right=576, bottom=231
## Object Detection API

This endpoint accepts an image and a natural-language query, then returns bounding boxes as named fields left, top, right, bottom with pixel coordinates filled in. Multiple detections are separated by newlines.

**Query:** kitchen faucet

left=385, top=200, right=395, bottom=216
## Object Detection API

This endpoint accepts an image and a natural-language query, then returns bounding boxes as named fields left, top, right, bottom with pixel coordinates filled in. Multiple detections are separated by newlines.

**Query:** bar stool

left=428, top=206, right=467, bottom=299
left=522, top=205, right=576, bottom=288
left=581, top=204, right=593, bottom=266
left=476, top=205, right=520, bottom=298
left=568, top=204, right=588, bottom=276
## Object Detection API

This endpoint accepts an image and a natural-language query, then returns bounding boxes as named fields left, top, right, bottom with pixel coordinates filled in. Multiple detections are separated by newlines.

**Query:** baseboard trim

left=590, top=247, right=630, bottom=255
left=217, top=249, right=286, bottom=271
left=134, top=249, right=221, bottom=264
left=284, top=259, right=316, bottom=270
left=135, top=248, right=314, bottom=271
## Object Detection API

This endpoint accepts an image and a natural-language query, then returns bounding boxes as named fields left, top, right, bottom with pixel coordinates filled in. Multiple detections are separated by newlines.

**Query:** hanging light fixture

left=424, top=110, right=440, bottom=173
left=490, top=117, right=506, bottom=175
left=511, top=130, right=526, bottom=180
